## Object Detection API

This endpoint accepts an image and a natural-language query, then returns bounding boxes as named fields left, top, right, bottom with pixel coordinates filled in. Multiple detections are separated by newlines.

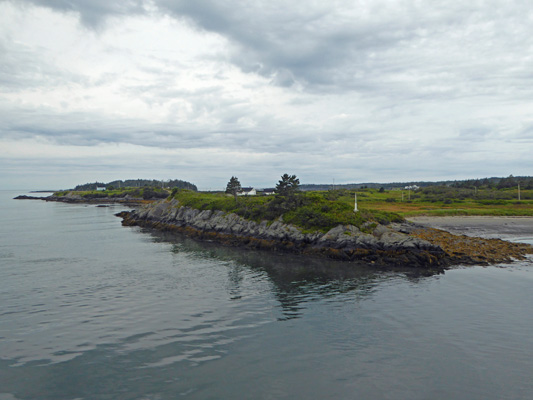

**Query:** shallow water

left=1, top=191, right=532, bottom=399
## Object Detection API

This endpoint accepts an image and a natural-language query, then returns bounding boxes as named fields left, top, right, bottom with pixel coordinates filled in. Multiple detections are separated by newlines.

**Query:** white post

left=354, top=192, right=358, bottom=212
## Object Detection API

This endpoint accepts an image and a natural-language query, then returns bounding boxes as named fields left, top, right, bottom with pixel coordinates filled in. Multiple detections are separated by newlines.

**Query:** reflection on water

left=1, top=195, right=532, bottom=400
left=152, top=229, right=441, bottom=321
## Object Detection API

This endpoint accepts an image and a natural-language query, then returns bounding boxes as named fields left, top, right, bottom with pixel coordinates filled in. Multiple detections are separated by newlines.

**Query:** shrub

left=169, top=190, right=404, bottom=232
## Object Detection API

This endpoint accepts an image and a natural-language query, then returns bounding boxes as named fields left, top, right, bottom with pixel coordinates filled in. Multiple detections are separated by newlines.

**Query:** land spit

left=118, top=199, right=533, bottom=270
left=14, top=193, right=148, bottom=204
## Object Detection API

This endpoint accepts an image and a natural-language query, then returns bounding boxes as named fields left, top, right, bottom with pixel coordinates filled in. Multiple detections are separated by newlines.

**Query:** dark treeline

left=301, top=175, right=533, bottom=191
left=73, top=179, right=197, bottom=191
left=301, top=181, right=458, bottom=191
left=450, top=175, right=533, bottom=190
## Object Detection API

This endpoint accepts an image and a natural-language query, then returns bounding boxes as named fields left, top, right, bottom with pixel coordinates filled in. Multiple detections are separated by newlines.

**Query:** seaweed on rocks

left=119, top=199, right=533, bottom=269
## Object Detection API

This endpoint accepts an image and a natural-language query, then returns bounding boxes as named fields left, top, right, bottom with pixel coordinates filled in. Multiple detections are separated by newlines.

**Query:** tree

left=225, top=176, right=242, bottom=201
left=275, top=173, right=300, bottom=197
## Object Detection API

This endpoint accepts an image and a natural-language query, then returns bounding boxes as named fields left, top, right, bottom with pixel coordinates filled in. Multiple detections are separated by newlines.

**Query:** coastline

left=14, top=194, right=149, bottom=205
left=14, top=193, right=533, bottom=268
left=118, top=200, right=533, bottom=269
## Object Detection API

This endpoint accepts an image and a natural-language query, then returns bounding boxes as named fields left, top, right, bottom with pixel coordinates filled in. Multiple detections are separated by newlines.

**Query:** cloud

left=10, top=0, right=147, bottom=28
left=1, top=0, right=533, bottom=190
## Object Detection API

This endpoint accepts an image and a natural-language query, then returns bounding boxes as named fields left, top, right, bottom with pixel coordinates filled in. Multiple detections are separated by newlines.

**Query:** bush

left=170, top=190, right=404, bottom=232
left=143, top=187, right=168, bottom=200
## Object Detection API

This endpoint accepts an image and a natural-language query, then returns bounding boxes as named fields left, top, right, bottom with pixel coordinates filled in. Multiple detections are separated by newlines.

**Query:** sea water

left=1, top=190, right=532, bottom=400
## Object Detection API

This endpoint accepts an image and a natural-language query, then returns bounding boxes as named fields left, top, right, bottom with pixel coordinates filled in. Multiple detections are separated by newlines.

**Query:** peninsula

left=117, top=189, right=532, bottom=271
left=15, top=176, right=533, bottom=270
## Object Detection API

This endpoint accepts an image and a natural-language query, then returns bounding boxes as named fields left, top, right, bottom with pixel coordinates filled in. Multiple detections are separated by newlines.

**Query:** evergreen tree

left=225, top=176, right=242, bottom=201
left=275, top=174, right=300, bottom=197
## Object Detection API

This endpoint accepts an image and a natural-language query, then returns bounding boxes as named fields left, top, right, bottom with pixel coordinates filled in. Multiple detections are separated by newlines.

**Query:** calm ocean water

left=1, top=190, right=532, bottom=400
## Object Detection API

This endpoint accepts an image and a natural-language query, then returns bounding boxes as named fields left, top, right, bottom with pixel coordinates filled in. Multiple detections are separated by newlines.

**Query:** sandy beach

left=407, top=216, right=533, bottom=242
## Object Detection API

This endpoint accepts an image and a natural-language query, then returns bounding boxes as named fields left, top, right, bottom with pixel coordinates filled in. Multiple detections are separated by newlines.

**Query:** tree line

left=450, top=175, right=533, bottom=190
left=73, top=179, right=197, bottom=191
left=225, top=174, right=300, bottom=200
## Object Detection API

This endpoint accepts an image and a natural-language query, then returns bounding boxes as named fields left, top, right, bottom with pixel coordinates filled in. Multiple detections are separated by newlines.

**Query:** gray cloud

left=159, top=0, right=533, bottom=104
left=1, top=0, right=533, bottom=190
left=10, top=0, right=533, bottom=96
left=10, top=0, right=146, bottom=28
left=0, top=41, right=85, bottom=91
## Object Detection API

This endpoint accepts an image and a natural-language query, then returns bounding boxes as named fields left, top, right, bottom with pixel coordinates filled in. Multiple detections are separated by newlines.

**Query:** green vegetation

left=54, top=186, right=169, bottom=200
left=58, top=175, right=533, bottom=230
left=225, top=176, right=242, bottom=201
left=170, top=189, right=403, bottom=233
left=341, top=185, right=533, bottom=217
left=275, top=173, right=300, bottom=197
left=73, top=178, right=197, bottom=191
left=169, top=182, right=533, bottom=232
left=299, top=174, right=533, bottom=191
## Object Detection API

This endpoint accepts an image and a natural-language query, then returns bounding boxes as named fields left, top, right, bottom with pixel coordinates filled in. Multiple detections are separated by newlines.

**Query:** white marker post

left=354, top=192, right=358, bottom=212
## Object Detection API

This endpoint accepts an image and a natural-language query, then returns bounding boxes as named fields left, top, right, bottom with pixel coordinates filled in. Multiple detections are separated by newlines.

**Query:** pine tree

left=275, top=174, right=300, bottom=197
left=225, top=176, right=242, bottom=201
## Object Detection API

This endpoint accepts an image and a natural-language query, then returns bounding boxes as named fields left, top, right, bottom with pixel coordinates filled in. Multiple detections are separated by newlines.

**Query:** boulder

left=121, top=200, right=450, bottom=268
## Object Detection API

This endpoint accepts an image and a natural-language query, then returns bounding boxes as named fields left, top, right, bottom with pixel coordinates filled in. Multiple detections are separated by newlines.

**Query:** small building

left=96, top=186, right=106, bottom=191
left=260, top=188, right=276, bottom=195
left=238, top=187, right=257, bottom=196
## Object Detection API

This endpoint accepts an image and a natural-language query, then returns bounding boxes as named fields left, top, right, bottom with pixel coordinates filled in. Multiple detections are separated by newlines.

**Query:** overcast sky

left=1, top=0, right=532, bottom=190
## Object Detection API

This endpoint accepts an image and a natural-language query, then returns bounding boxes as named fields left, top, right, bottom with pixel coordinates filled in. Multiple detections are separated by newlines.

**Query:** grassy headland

left=53, top=184, right=533, bottom=229
left=119, top=188, right=533, bottom=266
left=168, top=186, right=533, bottom=228
left=169, top=189, right=403, bottom=233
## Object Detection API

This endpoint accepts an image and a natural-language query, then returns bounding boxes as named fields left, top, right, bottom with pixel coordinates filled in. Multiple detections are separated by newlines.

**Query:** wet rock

left=118, top=200, right=468, bottom=269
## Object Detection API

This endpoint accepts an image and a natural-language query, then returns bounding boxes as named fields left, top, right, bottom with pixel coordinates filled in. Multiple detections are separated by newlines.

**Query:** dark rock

left=117, top=200, right=455, bottom=269
left=14, top=195, right=46, bottom=200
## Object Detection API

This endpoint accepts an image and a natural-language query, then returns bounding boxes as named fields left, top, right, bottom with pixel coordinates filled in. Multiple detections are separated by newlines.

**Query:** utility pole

left=518, top=183, right=521, bottom=201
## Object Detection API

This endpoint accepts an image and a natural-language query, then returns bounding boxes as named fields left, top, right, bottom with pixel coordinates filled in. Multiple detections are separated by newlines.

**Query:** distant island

left=72, top=178, right=197, bottom=192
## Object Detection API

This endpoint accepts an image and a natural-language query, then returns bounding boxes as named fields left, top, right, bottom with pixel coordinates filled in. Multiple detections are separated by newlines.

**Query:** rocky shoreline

left=14, top=193, right=147, bottom=204
left=117, top=199, right=533, bottom=270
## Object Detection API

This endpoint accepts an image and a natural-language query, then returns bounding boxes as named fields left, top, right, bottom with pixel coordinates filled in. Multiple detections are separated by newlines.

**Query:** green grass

left=329, top=187, right=533, bottom=217
left=171, top=187, right=533, bottom=232
left=170, top=190, right=403, bottom=233
left=56, top=186, right=533, bottom=230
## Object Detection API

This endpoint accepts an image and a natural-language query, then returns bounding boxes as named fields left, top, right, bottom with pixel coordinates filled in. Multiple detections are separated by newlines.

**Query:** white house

left=260, top=188, right=276, bottom=195
left=238, top=187, right=257, bottom=196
